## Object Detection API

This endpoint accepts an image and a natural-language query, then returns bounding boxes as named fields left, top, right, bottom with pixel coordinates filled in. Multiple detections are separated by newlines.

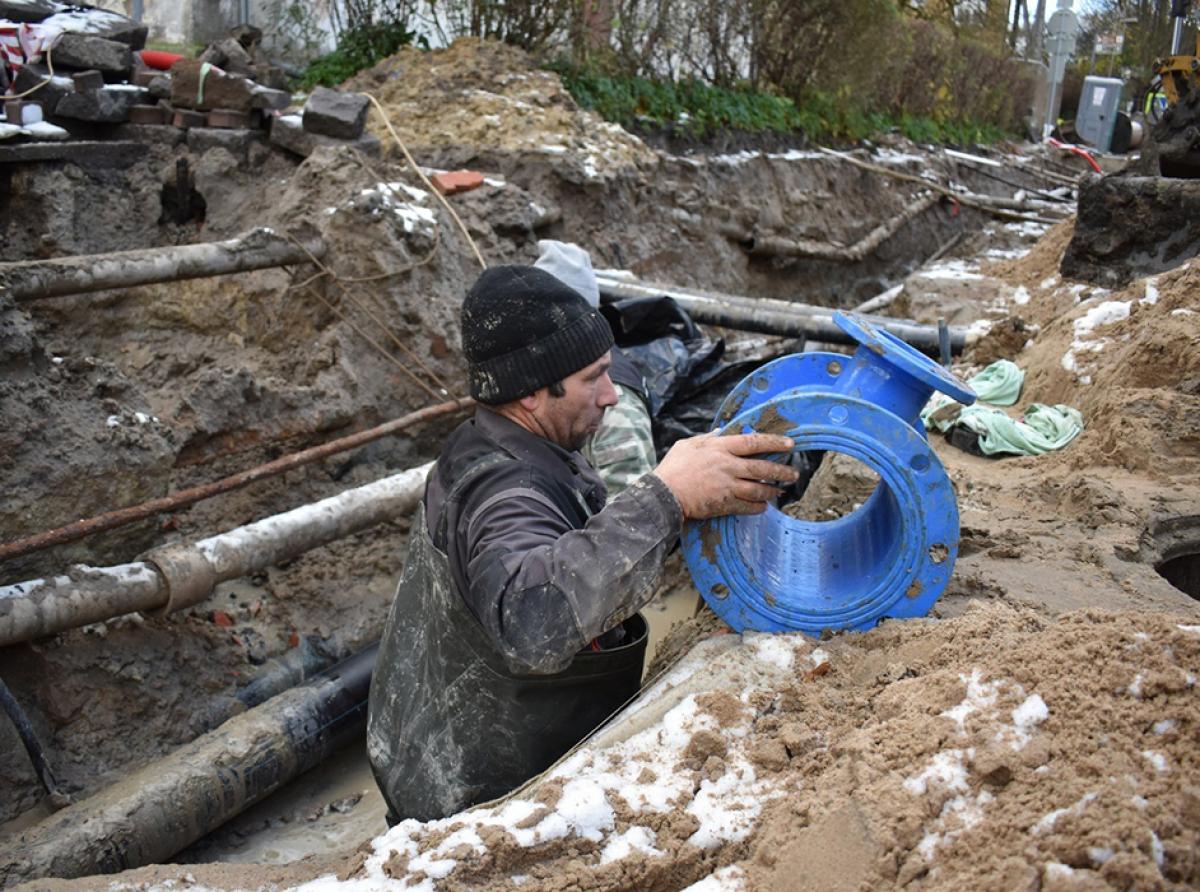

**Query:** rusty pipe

left=0, top=462, right=433, bottom=648
left=0, top=398, right=472, bottom=565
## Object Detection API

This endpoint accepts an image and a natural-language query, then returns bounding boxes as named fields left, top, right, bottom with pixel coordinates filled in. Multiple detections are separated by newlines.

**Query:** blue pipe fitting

left=682, top=311, right=977, bottom=635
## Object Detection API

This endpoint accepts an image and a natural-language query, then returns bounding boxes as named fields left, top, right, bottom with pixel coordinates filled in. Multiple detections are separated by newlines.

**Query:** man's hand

left=652, top=433, right=800, bottom=521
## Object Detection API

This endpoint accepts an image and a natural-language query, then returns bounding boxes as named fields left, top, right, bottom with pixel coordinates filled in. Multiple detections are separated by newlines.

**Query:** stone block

left=199, top=37, right=253, bottom=76
left=147, top=74, right=172, bottom=100
left=172, top=108, right=208, bottom=129
left=55, top=86, right=147, bottom=123
left=12, top=66, right=72, bottom=114
left=72, top=70, right=106, bottom=93
left=52, top=34, right=132, bottom=75
left=171, top=59, right=253, bottom=112
left=0, top=0, right=57, bottom=22
left=269, top=113, right=380, bottom=159
left=431, top=170, right=485, bottom=196
left=131, top=68, right=159, bottom=87
left=188, top=126, right=262, bottom=161
left=302, top=86, right=369, bottom=139
left=129, top=104, right=169, bottom=125
left=44, top=9, right=150, bottom=49
left=249, top=85, right=291, bottom=110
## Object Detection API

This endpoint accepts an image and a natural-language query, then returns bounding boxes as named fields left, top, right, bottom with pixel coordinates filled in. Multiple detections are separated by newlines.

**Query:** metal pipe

left=743, top=194, right=939, bottom=261
left=0, top=463, right=432, bottom=648
left=0, top=644, right=377, bottom=885
left=595, top=275, right=969, bottom=355
left=0, top=398, right=472, bottom=564
left=0, top=229, right=325, bottom=302
left=0, top=676, right=67, bottom=806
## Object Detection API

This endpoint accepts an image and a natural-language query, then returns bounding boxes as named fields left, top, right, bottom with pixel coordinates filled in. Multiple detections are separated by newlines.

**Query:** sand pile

left=342, top=38, right=657, bottom=182
left=296, top=601, right=1199, bottom=891
left=978, top=223, right=1200, bottom=476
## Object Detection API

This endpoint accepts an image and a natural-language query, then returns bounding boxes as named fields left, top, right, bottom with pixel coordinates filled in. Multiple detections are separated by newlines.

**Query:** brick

left=172, top=108, right=208, bottom=129
left=128, top=104, right=169, bottom=125
left=302, top=86, right=369, bottom=139
left=211, top=610, right=234, bottom=627
left=131, top=68, right=159, bottom=87
left=269, top=112, right=380, bottom=159
left=72, top=70, right=106, bottom=93
left=170, top=59, right=253, bottom=112
left=52, top=33, right=132, bottom=75
left=206, top=108, right=251, bottom=129
left=55, top=86, right=147, bottom=123
left=431, top=170, right=485, bottom=196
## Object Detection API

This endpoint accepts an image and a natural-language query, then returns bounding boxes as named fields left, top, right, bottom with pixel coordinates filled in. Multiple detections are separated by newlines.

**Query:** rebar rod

left=0, top=398, right=472, bottom=565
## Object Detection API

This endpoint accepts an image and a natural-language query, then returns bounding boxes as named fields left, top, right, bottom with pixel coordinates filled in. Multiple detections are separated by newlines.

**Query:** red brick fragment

left=431, top=170, right=484, bottom=196
left=212, top=610, right=235, bottom=627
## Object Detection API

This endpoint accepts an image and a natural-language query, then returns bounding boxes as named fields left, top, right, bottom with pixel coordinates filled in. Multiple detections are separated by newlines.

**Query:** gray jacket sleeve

left=462, top=473, right=682, bottom=675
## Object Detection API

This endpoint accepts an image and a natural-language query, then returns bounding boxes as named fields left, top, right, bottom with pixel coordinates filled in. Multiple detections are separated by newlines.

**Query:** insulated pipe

left=595, top=275, right=969, bottom=355
left=0, top=229, right=325, bottom=302
left=0, top=644, right=377, bottom=885
left=0, top=463, right=432, bottom=648
left=684, top=312, right=976, bottom=634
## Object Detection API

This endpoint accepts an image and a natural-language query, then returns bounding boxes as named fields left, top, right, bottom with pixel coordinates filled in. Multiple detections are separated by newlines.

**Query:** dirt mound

left=344, top=38, right=657, bottom=182
left=94, top=602, right=1199, bottom=891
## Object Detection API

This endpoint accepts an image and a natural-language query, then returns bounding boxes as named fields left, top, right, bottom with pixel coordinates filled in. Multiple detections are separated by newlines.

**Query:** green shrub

left=300, top=20, right=426, bottom=90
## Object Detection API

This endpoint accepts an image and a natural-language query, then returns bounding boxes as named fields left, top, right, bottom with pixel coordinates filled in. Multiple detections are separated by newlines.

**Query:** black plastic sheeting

left=600, top=295, right=774, bottom=457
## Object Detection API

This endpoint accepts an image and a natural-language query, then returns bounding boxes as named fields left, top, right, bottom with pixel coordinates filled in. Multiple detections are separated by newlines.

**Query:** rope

left=362, top=92, right=488, bottom=270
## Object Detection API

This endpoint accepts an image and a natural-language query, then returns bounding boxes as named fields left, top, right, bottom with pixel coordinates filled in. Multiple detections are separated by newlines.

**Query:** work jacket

left=367, top=407, right=682, bottom=821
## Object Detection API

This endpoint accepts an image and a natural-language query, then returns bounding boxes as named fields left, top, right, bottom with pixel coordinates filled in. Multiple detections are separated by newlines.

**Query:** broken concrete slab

left=187, top=126, right=263, bottom=161
left=54, top=85, right=147, bottom=123
left=42, top=9, right=149, bottom=49
left=112, top=122, right=187, bottom=147
left=0, top=0, right=59, bottom=22
left=0, top=140, right=148, bottom=168
left=302, top=86, right=369, bottom=139
left=170, top=60, right=253, bottom=112
left=51, top=34, right=133, bottom=75
left=269, top=112, right=380, bottom=159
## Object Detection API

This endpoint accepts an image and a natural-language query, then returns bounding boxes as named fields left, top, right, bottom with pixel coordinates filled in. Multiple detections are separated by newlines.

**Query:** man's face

left=533, top=353, right=618, bottom=452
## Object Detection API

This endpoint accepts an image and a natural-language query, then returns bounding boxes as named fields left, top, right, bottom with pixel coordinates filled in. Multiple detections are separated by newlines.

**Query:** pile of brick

left=2, top=3, right=376, bottom=160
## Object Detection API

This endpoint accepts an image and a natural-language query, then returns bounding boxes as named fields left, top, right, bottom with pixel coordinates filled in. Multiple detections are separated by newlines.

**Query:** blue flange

left=683, top=311, right=977, bottom=635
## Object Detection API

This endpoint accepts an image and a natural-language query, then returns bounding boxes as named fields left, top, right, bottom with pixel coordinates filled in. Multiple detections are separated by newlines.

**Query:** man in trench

left=366, top=265, right=798, bottom=823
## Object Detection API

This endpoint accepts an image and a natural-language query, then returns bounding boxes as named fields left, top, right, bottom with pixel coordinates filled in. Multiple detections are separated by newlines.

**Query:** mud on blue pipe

left=683, top=311, right=976, bottom=635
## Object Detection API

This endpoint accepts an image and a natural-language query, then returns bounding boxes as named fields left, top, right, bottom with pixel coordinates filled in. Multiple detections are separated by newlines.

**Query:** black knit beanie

left=462, top=265, right=614, bottom=405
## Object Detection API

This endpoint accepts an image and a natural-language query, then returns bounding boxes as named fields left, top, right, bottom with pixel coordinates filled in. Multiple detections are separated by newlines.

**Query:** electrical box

left=1077, top=76, right=1124, bottom=153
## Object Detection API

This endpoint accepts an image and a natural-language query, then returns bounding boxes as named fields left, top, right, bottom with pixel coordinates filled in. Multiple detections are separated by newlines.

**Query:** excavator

left=1144, top=0, right=1200, bottom=176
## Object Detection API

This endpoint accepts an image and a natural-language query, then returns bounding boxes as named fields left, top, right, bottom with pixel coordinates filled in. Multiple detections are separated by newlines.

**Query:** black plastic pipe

left=0, top=644, right=378, bottom=886
left=0, top=676, right=66, bottom=805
